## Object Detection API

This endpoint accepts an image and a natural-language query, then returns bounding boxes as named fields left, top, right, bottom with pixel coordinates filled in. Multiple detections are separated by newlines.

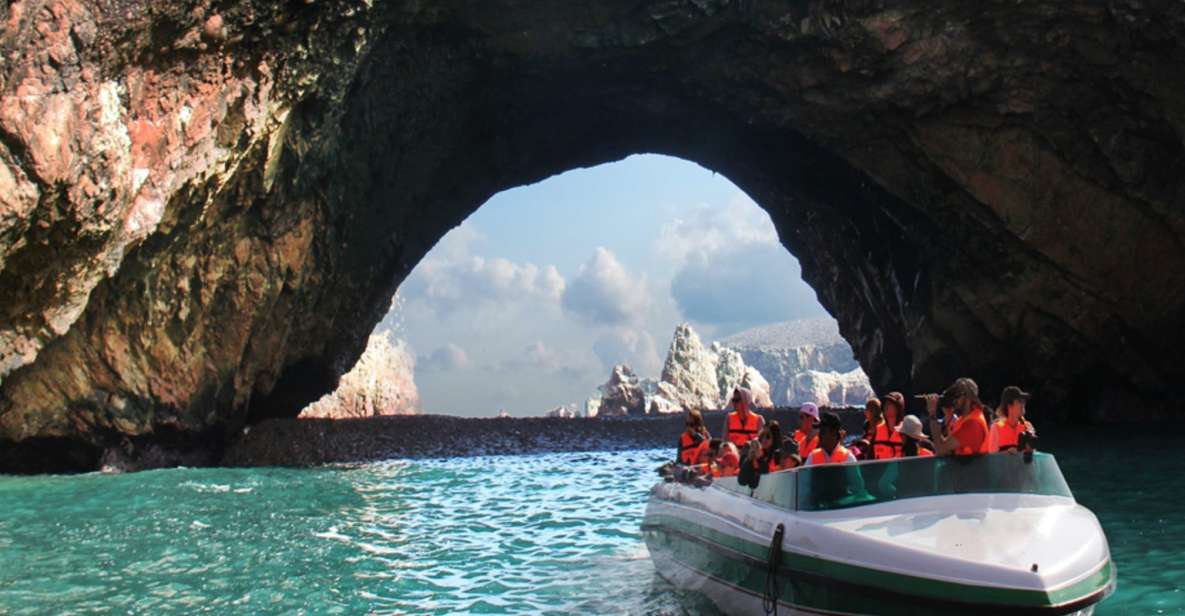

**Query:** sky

left=382, top=154, right=829, bottom=416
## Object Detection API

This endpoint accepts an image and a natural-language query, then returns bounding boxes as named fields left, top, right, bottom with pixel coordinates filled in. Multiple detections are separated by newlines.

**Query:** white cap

left=799, top=402, right=820, bottom=422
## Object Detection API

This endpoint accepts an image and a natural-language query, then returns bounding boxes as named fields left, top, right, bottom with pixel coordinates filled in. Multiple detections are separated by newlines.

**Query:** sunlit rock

left=789, top=368, right=876, bottom=408
left=658, top=324, right=720, bottom=410
left=598, top=364, right=645, bottom=417
left=299, top=333, right=420, bottom=419
left=721, top=319, right=872, bottom=407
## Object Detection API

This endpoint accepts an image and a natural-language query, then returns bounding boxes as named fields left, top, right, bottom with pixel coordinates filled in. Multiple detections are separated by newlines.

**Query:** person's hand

left=918, top=393, right=940, bottom=417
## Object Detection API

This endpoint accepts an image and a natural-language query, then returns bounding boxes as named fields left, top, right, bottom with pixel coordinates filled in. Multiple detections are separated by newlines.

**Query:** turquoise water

left=1, top=434, right=1182, bottom=614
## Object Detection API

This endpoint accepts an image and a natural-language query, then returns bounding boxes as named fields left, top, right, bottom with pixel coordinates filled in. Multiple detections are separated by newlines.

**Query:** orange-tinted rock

left=1, top=0, right=1184, bottom=471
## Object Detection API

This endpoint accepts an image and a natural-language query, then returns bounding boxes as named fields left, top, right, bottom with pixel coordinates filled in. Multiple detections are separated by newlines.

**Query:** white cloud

left=403, top=255, right=565, bottom=315
left=419, top=343, right=471, bottom=372
left=561, top=247, right=650, bottom=326
left=670, top=243, right=825, bottom=332
left=656, top=193, right=778, bottom=265
left=498, top=340, right=589, bottom=382
left=592, top=328, right=661, bottom=376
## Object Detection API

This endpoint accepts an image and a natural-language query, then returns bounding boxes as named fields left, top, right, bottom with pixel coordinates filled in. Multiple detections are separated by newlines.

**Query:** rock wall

left=299, top=332, right=419, bottom=419
left=2, top=0, right=1185, bottom=470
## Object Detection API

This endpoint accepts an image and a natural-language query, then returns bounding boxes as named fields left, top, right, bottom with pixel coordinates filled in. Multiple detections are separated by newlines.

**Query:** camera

left=1018, top=431, right=1039, bottom=464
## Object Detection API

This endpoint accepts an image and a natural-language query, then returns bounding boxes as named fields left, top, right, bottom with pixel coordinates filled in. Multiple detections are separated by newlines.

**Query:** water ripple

left=2, top=439, right=1175, bottom=615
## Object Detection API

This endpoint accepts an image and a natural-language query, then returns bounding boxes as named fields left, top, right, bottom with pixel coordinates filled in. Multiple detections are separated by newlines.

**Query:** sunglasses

left=731, top=397, right=741, bottom=403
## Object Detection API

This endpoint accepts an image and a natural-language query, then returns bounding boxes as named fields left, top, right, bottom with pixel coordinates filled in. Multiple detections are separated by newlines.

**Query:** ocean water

left=0, top=431, right=1182, bottom=615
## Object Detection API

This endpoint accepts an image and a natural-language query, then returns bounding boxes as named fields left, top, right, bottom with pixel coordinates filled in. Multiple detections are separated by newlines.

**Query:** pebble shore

left=221, top=407, right=865, bottom=466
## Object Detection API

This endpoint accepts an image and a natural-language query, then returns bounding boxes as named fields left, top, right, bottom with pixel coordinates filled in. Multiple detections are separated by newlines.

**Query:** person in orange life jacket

left=895, top=415, right=935, bottom=457
left=853, top=398, right=882, bottom=460
left=678, top=409, right=711, bottom=465
left=988, top=386, right=1037, bottom=453
left=873, top=392, right=906, bottom=460
left=926, top=378, right=989, bottom=456
left=804, top=412, right=857, bottom=465
left=722, top=387, right=765, bottom=448
left=712, top=441, right=742, bottom=477
left=793, top=402, right=820, bottom=458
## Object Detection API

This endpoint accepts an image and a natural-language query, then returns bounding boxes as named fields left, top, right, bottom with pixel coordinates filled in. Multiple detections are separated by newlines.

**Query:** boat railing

left=718, top=452, right=1074, bottom=512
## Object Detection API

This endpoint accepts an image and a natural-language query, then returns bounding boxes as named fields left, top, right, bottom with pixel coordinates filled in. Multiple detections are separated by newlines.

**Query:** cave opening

left=4, top=2, right=1183, bottom=473
left=317, top=153, right=854, bottom=419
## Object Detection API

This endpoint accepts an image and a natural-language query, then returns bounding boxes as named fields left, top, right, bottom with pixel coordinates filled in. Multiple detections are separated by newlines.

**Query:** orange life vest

left=726, top=411, right=761, bottom=447
left=953, top=408, right=990, bottom=455
left=915, top=447, right=934, bottom=457
left=872, top=421, right=903, bottom=460
left=993, top=419, right=1025, bottom=451
left=807, top=445, right=852, bottom=465
left=679, top=430, right=706, bottom=465
left=793, top=429, right=818, bottom=459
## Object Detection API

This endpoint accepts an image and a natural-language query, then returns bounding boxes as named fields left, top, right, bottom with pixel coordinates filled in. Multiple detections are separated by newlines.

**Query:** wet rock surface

left=2, top=0, right=1185, bottom=471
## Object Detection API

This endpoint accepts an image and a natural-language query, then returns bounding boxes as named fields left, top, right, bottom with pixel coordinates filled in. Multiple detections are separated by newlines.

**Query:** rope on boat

left=762, top=523, right=785, bottom=616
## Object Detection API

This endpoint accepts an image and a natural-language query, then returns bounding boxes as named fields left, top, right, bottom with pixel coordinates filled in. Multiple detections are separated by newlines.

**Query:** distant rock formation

left=658, top=324, right=721, bottom=411
left=300, top=333, right=420, bottom=419
left=719, top=318, right=873, bottom=407
left=789, top=368, right=875, bottom=408
left=597, top=365, right=646, bottom=416
left=650, top=323, right=773, bottom=412
left=544, top=405, right=579, bottom=418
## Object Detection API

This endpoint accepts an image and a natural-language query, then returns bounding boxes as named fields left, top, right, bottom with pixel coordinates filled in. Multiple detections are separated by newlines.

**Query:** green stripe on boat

left=643, top=512, right=1112, bottom=612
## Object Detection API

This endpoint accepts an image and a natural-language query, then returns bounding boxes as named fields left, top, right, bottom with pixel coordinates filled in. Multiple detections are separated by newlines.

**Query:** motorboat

left=642, top=453, right=1114, bottom=615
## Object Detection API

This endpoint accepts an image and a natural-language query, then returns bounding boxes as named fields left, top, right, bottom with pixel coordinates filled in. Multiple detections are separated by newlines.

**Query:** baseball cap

left=1001, top=385, right=1031, bottom=405
left=943, top=377, right=979, bottom=400
left=799, top=402, right=820, bottom=422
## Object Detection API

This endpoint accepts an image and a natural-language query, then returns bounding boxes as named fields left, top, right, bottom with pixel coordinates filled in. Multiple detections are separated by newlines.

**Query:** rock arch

left=2, top=0, right=1183, bottom=469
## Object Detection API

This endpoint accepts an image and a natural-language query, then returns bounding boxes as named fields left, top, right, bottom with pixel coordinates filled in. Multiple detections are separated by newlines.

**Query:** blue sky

left=384, top=154, right=829, bottom=416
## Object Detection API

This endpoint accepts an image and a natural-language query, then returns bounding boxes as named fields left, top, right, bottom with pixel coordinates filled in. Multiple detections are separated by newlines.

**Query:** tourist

left=926, top=378, right=989, bottom=456
left=895, top=415, right=935, bottom=457
left=777, top=450, right=803, bottom=470
left=873, top=392, right=905, bottom=460
left=988, top=386, right=1037, bottom=453
left=852, top=398, right=882, bottom=460
left=713, top=441, right=741, bottom=477
left=722, top=387, right=765, bottom=448
left=804, top=412, right=857, bottom=465
left=678, top=409, right=711, bottom=465
left=739, top=421, right=787, bottom=487
left=793, top=402, right=820, bottom=458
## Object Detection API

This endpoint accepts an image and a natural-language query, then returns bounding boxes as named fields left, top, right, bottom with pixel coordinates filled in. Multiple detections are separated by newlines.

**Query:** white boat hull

left=643, top=454, right=1114, bottom=616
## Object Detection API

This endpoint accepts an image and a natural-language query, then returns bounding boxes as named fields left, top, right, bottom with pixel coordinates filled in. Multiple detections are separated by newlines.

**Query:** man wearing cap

left=926, top=378, right=990, bottom=456
left=793, top=402, right=820, bottom=458
left=804, top=412, right=857, bottom=465
left=722, top=387, right=765, bottom=449
left=989, top=386, right=1036, bottom=453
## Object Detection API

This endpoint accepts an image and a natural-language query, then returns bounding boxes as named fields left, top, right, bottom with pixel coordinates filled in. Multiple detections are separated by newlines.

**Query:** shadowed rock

left=2, top=0, right=1184, bottom=471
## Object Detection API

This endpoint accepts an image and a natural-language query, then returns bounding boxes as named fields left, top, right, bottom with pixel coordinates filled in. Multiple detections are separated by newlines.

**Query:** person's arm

left=987, top=423, right=1000, bottom=454
left=929, top=417, right=963, bottom=456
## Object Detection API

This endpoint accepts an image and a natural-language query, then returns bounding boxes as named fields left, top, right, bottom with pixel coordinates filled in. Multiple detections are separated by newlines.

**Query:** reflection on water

left=0, top=428, right=1181, bottom=615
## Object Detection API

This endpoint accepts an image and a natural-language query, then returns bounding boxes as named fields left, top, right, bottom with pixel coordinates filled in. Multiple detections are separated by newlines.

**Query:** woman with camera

left=988, top=386, right=1037, bottom=454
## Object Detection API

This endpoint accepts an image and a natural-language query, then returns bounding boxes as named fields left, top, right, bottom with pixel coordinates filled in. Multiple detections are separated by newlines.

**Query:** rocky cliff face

left=655, top=323, right=774, bottom=410
left=299, top=332, right=419, bottom=419
left=720, top=318, right=873, bottom=406
left=597, top=364, right=645, bottom=417
left=3, top=0, right=1185, bottom=470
